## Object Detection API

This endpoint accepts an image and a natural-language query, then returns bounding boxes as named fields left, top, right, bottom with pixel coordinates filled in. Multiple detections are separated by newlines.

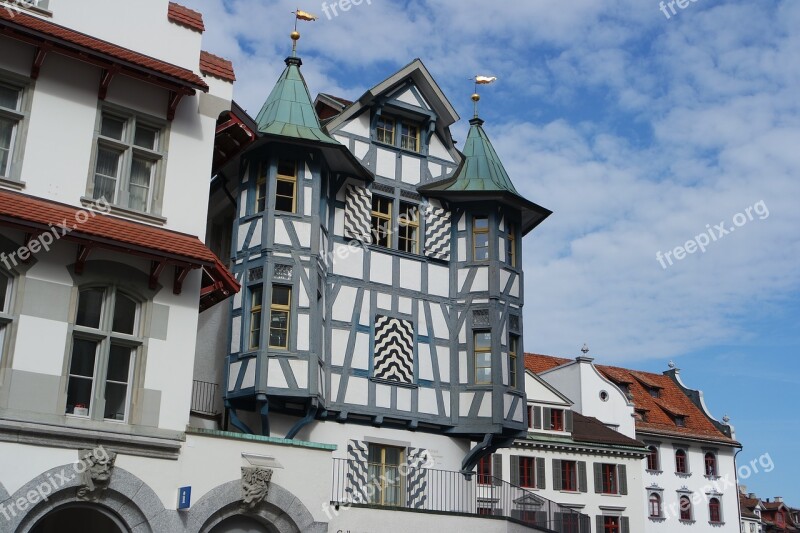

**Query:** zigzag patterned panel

left=424, top=204, right=451, bottom=261
left=344, top=184, right=372, bottom=243
left=346, top=440, right=369, bottom=503
left=373, top=315, right=414, bottom=384
left=406, top=448, right=429, bottom=509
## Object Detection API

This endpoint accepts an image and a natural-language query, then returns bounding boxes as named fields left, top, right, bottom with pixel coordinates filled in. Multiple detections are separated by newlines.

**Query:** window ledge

left=709, top=521, right=725, bottom=526
left=646, top=469, right=663, bottom=474
left=675, top=472, right=692, bottom=478
left=366, top=243, right=425, bottom=262
left=679, top=519, right=696, bottom=524
left=369, top=377, right=418, bottom=389
left=80, top=197, right=166, bottom=226
left=705, top=474, right=721, bottom=480
left=0, top=176, right=25, bottom=191
left=649, top=516, right=667, bottom=522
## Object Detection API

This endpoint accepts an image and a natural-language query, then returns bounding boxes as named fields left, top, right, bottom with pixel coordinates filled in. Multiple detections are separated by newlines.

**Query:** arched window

left=709, top=498, right=721, bottom=523
left=647, top=445, right=660, bottom=470
left=649, top=493, right=662, bottom=518
left=675, top=449, right=688, bottom=474
left=704, top=452, right=717, bottom=476
left=67, top=287, right=141, bottom=422
left=680, top=496, right=693, bottom=521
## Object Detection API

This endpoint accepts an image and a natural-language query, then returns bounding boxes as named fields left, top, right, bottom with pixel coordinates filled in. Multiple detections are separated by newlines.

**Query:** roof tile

left=168, top=2, right=205, bottom=33
left=200, top=51, right=236, bottom=82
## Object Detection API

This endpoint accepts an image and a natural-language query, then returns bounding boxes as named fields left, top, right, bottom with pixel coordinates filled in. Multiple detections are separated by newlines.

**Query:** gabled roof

left=254, top=57, right=338, bottom=144
left=0, top=8, right=207, bottom=92
left=419, top=117, right=552, bottom=235
left=325, top=58, right=459, bottom=132
left=525, top=353, right=740, bottom=445
left=571, top=413, right=646, bottom=449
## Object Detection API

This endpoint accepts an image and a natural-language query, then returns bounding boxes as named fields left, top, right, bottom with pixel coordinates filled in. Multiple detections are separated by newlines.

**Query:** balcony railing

left=190, top=380, right=220, bottom=416
left=332, top=458, right=590, bottom=533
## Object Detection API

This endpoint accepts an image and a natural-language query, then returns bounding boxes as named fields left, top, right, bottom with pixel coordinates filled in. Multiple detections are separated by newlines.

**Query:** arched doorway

left=210, top=515, right=275, bottom=533
left=31, top=503, right=127, bottom=533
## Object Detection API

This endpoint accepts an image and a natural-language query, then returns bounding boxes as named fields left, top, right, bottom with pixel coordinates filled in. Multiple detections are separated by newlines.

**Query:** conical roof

left=437, top=117, right=519, bottom=194
left=254, top=56, right=338, bottom=144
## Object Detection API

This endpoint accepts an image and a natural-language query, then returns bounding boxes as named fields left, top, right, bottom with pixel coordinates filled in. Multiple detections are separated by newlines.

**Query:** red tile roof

left=0, top=9, right=207, bottom=91
left=200, top=51, right=236, bottom=82
left=0, top=190, right=238, bottom=309
left=168, top=2, right=205, bottom=33
left=525, top=353, right=739, bottom=444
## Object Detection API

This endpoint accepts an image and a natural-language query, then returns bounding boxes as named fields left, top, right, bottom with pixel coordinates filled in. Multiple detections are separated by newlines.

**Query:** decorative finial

left=668, top=360, right=676, bottom=369
left=581, top=343, right=590, bottom=355
left=722, top=415, right=731, bottom=424
left=291, top=9, right=318, bottom=55
left=471, top=75, right=497, bottom=118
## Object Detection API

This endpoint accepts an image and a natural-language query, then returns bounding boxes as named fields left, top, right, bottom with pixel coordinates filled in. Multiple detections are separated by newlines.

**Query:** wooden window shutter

left=344, top=184, right=372, bottom=243
left=577, top=461, right=588, bottom=493
left=621, top=516, right=630, bottom=533
left=510, top=455, right=520, bottom=486
left=543, top=407, right=552, bottom=429
left=552, top=459, right=562, bottom=491
left=618, top=464, right=628, bottom=495
left=596, top=516, right=604, bottom=533
left=536, top=457, right=546, bottom=489
left=594, top=463, right=603, bottom=493
left=533, top=406, right=542, bottom=429
left=565, top=409, right=574, bottom=432
left=493, top=454, right=503, bottom=486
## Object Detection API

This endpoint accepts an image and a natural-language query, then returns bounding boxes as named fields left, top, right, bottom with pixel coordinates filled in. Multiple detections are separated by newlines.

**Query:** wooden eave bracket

left=167, top=89, right=189, bottom=121
left=30, top=43, right=51, bottom=80
left=98, top=66, right=120, bottom=100
left=75, top=244, right=92, bottom=275
left=149, top=260, right=166, bottom=290
left=173, top=264, right=190, bottom=295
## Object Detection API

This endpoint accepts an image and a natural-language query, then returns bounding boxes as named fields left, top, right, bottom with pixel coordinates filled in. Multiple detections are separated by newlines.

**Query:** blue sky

left=184, top=0, right=800, bottom=503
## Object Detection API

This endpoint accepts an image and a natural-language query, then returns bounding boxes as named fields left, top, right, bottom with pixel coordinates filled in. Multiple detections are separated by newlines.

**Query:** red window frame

left=680, top=496, right=692, bottom=520
left=704, top=452, right=717, bottom=476
left=649, top=493, right=662, bottom=517
left=527, top=405, right=533, bottom=429
left=551, top=409, right=564, bottom=431
left=562, top=514, right=580, bottom=533
left=477, top=506, right=493, bottom=516
left=519, top=457, right=536, bottom=488
left=561, top=460, right=576, bottom=491
left=478, top=455, right=493, bottom=485
left=675, top=449, right=688, bottom=474
left=603, top=516, right=620, bottom=533
left=709, top=498, right=721, bottom=523
left=601, top=464, right=618, bottom=494
left=647, top=446, right=659, bottom=470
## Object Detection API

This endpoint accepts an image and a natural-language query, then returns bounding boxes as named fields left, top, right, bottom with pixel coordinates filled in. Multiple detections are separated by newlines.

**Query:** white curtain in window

left=128, top=156, right=153, bottom=212
left=94, top=148, right=120, bottom=202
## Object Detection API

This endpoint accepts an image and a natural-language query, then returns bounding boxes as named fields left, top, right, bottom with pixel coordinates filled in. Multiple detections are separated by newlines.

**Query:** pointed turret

left=420, top=114, right=550, bottom=234
left=255, top=56, right=339, bottom=144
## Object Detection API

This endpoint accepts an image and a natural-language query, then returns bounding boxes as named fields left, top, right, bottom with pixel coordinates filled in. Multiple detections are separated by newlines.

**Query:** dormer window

left=550, top=408, right=564, bottom=431
left=400, top=122, right=420, bottom=152
left=675, top=416, right=686, bottom=427
left=648, top=387, right=660, bottom=398
left=376, top=116, right=395, bottom=145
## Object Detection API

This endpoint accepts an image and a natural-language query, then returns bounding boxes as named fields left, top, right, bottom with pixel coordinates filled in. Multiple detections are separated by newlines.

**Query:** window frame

left=601, top=463, right=618, bottom=494
left=709, top=497, right=722, bottom=524
left=87, top=106, right=168, bottom=215
left=370, top=194, right=393, bottom=248
left=367, top=443, right=405, bottom=506
left=255, top=163, right=268, bottom=213
left=397, top=201, right=420, bottom=254
left=646, top=445, right=660, bottom=471
left=602, top=516, right=620, bottom=533
left=508, top=334, right=519, bottom=388
left=0, top=72, right=32, bottom=185
left=477, top=454, right=493, bottom=485
left=675, top=448, right=689, bottom=474
left=679, top=495, right=693, bottom=521
left=0, top=269, right=14, bottom=365
left=399, top=121, right=420, bottom=152
left=704, top=451, right=718, bottom=477
left=518, top=456, right=536, bottom=488
left=506, top=222, right=516, bottom=267
left=268, top=284, right=292, bottom=350
left=248, top=285, right=263, bottom=350
left=274, top=159, right=297, bottom=213
left=376, top=116, right=395, bottom=146
left=472, top=216, right=489, bottom=261
left=649, top=493, right=662, bottom=518
left=561, top=460, right=577, bottom=491
left=473, top=331, right=492, bottom=385
left=550, top=408, right=565, bottom=431
left=66, top=286, right=142, bottom=423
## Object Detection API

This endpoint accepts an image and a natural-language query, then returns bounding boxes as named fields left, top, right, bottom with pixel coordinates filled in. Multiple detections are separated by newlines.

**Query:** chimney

left=749, top=493, right=757, bottom=499
left=775, top=497, right=783, bottom=503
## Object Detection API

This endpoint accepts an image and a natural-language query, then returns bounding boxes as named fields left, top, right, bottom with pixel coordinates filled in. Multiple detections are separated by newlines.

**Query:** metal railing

left=190, top=380, right=220, bottom=416
left=331, top=458, right=591, bottom=533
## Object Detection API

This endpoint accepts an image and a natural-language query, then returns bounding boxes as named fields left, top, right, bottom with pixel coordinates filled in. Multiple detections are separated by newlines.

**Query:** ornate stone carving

left=76, top=448, right=117, bottom=501
left=241, top=467, right=272, bottom=509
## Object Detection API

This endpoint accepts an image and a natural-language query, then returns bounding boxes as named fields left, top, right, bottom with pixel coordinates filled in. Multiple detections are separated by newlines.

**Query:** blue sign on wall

left=178, top=486, right=191, bottom=510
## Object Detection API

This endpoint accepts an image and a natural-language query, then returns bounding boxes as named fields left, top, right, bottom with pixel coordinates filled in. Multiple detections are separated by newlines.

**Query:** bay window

left=274, top=159, right=297, bottom=213
left=473, top=216, right=489, bottom=260
left=248, top=286, right=263, bottom=350
left=398, top=201, right=419, bottom=253
left=269, top=285, right=291, bottom=349
left=509, top=334, right=519, bottom=387
left=66, top=287, right=140, bottom=422
left=474, top=331, right=492, bottom=384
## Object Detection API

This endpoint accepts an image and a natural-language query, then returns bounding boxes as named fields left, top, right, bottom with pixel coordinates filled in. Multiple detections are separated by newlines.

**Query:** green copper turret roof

left=255, top=56, right=339, bottom=144
left=431, top=117, right=519, bottom=194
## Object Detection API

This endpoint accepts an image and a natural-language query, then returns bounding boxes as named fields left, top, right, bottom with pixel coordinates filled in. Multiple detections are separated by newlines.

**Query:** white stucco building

left=527, top=353, right=743, bottom=533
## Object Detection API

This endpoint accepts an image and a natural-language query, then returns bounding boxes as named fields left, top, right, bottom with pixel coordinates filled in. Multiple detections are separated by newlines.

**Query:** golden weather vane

left=290, top=8, right=319, bottom=55
left=471, top=75, right=497, bottom=118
